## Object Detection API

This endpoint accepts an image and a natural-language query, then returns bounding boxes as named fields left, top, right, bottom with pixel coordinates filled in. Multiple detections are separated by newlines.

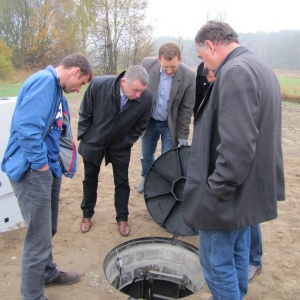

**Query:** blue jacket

left=1, top=66, right=76, bottom=182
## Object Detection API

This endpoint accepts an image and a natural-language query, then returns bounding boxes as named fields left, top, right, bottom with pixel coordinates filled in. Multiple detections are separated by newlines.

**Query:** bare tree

left=0, top=0, right=84, bottom=69
left=0, top=0, right=154, bottom=72
left=84, top=0, right=154, bottom=74
left=0, top=0, right=32, bottom=67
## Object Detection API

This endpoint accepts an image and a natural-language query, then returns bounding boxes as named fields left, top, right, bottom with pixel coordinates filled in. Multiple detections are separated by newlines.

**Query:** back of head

left=58, top=53, right=94, bottom=81
left=124, top=65, right=149, bottom=86
left=158, top=42, right=182, bottom=61
left=195, top=21, right=239, bottom=48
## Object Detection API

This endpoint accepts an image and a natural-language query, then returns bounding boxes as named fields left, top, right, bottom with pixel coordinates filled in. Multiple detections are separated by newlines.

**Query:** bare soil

left=0, top=99, right=299, bottom=300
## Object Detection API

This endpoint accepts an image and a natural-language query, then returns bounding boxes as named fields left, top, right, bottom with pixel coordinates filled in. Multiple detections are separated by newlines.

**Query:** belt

left=151, top=117, right=167, bottom=122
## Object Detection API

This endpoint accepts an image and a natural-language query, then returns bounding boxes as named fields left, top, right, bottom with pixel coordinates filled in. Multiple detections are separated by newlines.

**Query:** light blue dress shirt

left=152, top=68, right=173, bottom=121
left=120, top=90, right=127, bottom=109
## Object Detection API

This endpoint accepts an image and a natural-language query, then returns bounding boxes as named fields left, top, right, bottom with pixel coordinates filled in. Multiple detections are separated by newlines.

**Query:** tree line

left=0, top=0, right=154, bottom=77
left=1, top=0, right=299, bottom=80
left=154, top=30, right=300, bottom=72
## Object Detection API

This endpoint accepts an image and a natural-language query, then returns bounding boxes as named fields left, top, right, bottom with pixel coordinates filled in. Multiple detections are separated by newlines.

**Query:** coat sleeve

left=14, top=76, right=55, bottom=170
left=78, top=80, right=95, bottom=140
left=130, top=92, right=152, bottom=142
left=208, top=65, right=260, bottom=200
left=176, top=70, right=195, bottom=140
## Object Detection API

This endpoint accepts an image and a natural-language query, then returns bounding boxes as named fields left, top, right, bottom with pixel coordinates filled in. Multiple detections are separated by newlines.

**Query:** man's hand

left=178, top=139, right=188, bottom=147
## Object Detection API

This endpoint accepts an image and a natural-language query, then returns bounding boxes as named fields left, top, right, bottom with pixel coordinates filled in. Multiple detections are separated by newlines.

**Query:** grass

left=0, top=70, right=32, bottom=98
left=0, top=70, right=87, bottom=100
left=1, top=69, right=300, bottom=103
left=275, top=70, right=300, bottom=103
left=0, top=82, right=23, bottom=98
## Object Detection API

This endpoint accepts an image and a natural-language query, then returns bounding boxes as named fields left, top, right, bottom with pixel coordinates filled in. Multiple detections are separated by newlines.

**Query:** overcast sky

left=146, top=0, right=300, bottom=39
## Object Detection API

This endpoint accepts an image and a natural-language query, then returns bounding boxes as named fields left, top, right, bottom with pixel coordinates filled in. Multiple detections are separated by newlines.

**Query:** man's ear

left=205, top=40, right=214, bottom=51
left=73, top=67, right=81, bottom=77
left=120, top=77, right=126, bottom=91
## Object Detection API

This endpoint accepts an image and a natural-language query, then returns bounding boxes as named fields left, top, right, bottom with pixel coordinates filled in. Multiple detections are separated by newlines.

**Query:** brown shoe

left=117, top=221, right=130, bottom=237
left=45, top=271, right=80, bottom=287
left=80, top=218, right=92, bottom=233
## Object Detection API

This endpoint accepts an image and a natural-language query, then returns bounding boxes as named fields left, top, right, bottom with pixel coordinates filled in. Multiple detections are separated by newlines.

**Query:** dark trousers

left=10, top=169, right=61, bottom=300
left=80, top=148, right=130, bottom=222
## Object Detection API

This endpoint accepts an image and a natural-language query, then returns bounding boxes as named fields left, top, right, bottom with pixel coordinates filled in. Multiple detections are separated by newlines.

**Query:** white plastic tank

left=0, top=97, right=25, bottom=232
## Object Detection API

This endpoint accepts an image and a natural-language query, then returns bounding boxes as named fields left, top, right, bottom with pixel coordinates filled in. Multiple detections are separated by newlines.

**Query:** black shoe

left=45, top=271, right=80, bottom=286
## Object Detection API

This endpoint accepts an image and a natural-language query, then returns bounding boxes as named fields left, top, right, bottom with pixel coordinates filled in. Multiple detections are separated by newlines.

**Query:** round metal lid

left=144, top=146, right=198, bottom=236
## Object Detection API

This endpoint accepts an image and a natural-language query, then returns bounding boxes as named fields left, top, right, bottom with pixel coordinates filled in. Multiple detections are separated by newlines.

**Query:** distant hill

left=152, top=30, right=300, bottom=71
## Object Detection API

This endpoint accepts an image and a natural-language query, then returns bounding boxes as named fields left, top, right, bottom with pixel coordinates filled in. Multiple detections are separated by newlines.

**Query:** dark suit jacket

left=183, top=46, right=285, bottom=231
left=194, top=61, right=211, bottom=116
left=77, top=71, right=152, bottom=166
left=141, top=57, right=195, bottom=146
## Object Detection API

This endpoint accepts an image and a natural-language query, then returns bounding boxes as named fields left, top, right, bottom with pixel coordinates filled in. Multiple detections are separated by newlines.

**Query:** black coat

left=183, top=46, right=285, bottom=231
left=194, top=61, right=211, bottom=116
left=78, top=71, right=152, bottom=166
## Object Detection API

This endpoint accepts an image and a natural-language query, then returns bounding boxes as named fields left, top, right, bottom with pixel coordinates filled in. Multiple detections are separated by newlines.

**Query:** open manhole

left=103, top=147, right=205, bottom=299
left=103, top=237, right=205, bottom=299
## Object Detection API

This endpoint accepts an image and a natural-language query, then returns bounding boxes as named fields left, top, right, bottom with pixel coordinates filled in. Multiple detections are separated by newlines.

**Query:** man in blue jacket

left=1, top=53, right=93, bottom=300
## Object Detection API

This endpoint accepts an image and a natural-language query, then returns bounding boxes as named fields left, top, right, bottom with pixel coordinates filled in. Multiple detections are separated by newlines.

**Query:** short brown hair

left=59, top=53, right=94, bottom=82
left=158, top=43, right=181, bottom=60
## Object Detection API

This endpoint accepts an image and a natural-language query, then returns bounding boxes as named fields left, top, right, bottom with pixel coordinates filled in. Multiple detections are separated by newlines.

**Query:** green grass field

left=277, top=76, right=300, bottom=102
left=0, top=81, right=24, bottom=98
left=0, top=70, right=87, bottom=100
left=1, top=70, right=300, bottom=103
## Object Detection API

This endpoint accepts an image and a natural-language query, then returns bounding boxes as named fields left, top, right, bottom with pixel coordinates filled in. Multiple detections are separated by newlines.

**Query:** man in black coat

left=193, top=61, right=215, bottom=116
left=183, top=21, right=285, bottom=299
left=77, top=65, right=152, bottom=237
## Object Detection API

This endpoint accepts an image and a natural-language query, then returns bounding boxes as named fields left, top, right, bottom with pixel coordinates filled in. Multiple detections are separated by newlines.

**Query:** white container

left=0, top=97, right=25, bottom=232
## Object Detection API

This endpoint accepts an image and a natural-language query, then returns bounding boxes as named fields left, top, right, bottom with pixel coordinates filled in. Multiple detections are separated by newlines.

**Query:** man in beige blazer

left=137, top=42, right=195, bottom=193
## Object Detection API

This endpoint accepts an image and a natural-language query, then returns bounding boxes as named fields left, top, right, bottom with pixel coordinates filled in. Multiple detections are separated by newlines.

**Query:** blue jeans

left=249, top=224, right=263, bottom=266
left=140, top=118, right=173, bottom=178
left=10, top=169, right=61, bottom=300
left=199, top=227, right=250, bottom=300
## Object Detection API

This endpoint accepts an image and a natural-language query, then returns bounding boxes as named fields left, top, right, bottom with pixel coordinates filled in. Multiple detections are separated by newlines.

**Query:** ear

left=120, top=78, right=126, bottom=91
left=205, top=40, right=215, bottom=52
left=73, top=67, right=80, bottom=77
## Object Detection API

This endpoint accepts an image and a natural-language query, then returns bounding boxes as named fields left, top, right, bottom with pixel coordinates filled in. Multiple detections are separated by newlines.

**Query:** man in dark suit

left=137, top=42, right=195, bottom=193
left=77, top=65, right=152, bottom=236
left=195, top=62, right=265, bottom=283
left=183, top=21, right=285, bottom=299
left=194, top=61, right=215, bottom=116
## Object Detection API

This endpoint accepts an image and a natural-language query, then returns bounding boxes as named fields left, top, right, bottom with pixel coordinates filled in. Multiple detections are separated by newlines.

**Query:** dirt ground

left=0, top=98, right=299, bottom=300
